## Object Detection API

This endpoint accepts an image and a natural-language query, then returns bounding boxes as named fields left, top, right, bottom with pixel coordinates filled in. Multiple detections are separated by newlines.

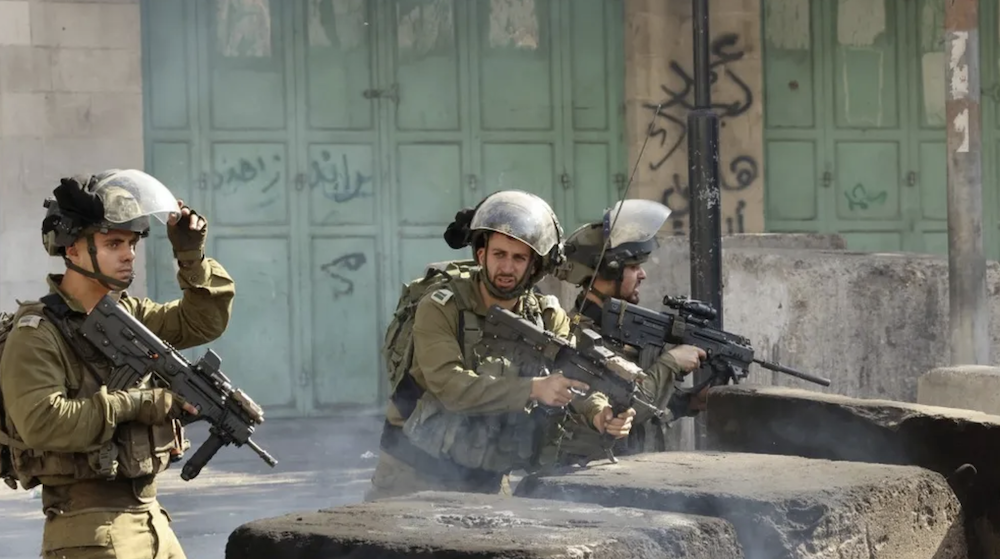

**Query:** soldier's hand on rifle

left=667, top=345, right=707, bottom=373
left=129, top=388, right=199, bottom=426
left=592, top=406, right=636, bottom=439
left=530, top=373, right=590, bottom=407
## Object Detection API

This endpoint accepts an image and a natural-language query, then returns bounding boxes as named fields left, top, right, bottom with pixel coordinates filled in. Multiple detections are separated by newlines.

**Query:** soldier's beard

left=483, top=265, right=530, bottom=301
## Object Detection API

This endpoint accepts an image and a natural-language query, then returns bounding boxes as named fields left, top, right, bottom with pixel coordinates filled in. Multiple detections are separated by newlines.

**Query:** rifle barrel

left=753, top=358, right=831, bottom=387
left=248, top=439, right=279, bottom=467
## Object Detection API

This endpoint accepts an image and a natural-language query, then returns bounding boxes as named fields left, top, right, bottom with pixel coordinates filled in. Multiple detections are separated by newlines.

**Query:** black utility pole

left=687, top=0, right=723, bottom=450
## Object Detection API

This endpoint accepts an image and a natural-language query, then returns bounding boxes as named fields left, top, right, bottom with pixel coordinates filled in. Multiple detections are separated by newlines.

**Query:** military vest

left=383, top=260, right=484, bottom=421
left=399, top=276, right=568, bottom=474
left=0, top=295, right=183, bottom=492
left=554, top=307, right=673, bottom=464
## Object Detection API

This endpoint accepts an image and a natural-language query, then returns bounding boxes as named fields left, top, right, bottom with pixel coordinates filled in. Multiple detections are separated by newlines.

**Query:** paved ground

left=0, top=415, right=386, bottom=559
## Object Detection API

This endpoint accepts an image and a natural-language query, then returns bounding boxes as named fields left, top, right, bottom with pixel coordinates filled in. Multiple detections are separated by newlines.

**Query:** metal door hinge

left=821, top=171, right=833, bottom=188
left=560, top=173, right=572, bottom=190
left=906, top=171, right=917, bottom=187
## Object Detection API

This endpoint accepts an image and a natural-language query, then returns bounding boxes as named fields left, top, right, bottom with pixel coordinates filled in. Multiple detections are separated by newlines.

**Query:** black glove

left=167, top=206, right=207, bottom=261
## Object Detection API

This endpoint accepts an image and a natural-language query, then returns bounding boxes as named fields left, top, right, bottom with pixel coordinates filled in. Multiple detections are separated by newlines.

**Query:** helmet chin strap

left=63, top=233, right=132, bottom=292
left=479, top=243, right=545, bottom=301
left=584, top=278, right=622, bottom=306
left=481, top=259, right=533, bottom=300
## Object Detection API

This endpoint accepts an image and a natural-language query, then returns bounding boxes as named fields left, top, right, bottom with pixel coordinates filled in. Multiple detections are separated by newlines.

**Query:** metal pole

left=945, top=0, right=990, bottom=365
left=688, top=0, right=722, bottom=449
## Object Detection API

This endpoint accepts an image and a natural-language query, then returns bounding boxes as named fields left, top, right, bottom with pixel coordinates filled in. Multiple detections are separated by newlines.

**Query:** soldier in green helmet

left=368, top=189, right=636, bottom=500
left=0, top=170, right=235, bottom=559
left=550, top=199, right=708, bottom=466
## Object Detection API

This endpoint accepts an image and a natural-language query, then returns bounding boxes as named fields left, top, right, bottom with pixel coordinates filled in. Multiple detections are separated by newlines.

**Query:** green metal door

left=763, top=0, right=995, bottom=255
left=142, top=0, right=624, bottom=418
left=387, top=0, right=625, bottom=285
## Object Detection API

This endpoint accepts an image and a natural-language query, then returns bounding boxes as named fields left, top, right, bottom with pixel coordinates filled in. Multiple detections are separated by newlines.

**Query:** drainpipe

left=688, top=0, right=722, bottom=449
left=945, top=0, right=990, bottom=365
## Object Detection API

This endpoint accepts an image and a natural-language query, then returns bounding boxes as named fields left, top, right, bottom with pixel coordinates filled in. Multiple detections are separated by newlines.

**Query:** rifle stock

left=79, top=295, right=277, bottom=480
left=600, top=295, right=831, bottom=391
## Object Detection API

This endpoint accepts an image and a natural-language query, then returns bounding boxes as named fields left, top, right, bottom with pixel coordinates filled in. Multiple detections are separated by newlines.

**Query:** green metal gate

left=141, top=0, right=625, bottom=417
left=763, top=0, right=1000, bottom=257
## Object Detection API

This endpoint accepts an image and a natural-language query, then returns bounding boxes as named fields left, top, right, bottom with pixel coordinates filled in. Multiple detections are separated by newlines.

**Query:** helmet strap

left=63, top=233, right=132, bottom=292
left=481, top=257, right=533, bottom=300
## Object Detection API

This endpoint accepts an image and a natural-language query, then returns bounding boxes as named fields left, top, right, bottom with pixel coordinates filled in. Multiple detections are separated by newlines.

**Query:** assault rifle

left=481, top=305, right=663, bottom=463
left=599, top=295, right=831, bottom=395
left=78, top=294, right=278, bottom=481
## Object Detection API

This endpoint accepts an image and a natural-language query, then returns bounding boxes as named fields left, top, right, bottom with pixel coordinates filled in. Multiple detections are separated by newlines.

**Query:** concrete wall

left=623, top=0, right=764, bottom=236
left=643, top=247, right=1000, bottom=403
left=0, top=0, right=146, bottom=312
left=543, top=231, right=1000, bottom=406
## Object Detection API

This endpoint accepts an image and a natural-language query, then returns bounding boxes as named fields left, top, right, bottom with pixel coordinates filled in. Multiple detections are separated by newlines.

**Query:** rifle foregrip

left=180, top=432, right=226, bottom=481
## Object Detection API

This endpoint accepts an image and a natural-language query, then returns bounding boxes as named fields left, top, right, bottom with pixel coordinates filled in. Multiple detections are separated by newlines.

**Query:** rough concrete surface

left=918, top=366, right=1000, bottom=415
left=536, top=233, right=849, bottom=455
left=649, top=233, right=848, bottom=296
left=644, top=248, right=1000, bottom=404
left=225, top=490, right=743, bottom=559
left=514, top=451, right=966, bottom=559
left=705, top=384, right=1000, bottom=558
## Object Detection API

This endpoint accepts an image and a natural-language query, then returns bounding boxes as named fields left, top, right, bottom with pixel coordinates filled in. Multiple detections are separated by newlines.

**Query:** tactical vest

left=382, top=260, right=484, bottom=421
left=554, top=309, right=672, bottom=464
left=0, top=295, right=183, bottom=492
left=384, top=266, right=567, bottom=475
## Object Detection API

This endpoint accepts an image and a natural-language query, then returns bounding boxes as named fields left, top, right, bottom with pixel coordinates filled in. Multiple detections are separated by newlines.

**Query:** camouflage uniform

left=368, top=191, right=611, bottom=500
left=0, top=170, right=235, bottom=559
left=550, top=199, right=688, bottom=466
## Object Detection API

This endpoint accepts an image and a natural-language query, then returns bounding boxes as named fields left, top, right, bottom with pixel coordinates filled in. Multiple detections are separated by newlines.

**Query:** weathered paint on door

left=390, top=0, right=626, bottom=284
left=141, top=0, right=624, bottom=417
left=763, top=0, right=996, bottom=256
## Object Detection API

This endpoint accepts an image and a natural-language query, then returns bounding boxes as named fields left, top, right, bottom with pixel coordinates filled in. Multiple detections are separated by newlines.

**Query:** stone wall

left=0, top=0, right=146, bottom=311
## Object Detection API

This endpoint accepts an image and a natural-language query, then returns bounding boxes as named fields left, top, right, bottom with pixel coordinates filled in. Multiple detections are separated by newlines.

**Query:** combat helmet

left=443, top=190, right=565, bottom=299
left=555, top=199, right=671, bottom=288
left=41, top=169, right=178, bottom=291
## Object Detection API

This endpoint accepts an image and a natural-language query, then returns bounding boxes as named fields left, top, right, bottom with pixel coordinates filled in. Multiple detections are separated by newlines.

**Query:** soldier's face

left=596, top=263, right=646, bottom=303
left=619, top=264, right=646, bottom=303
left=477, top=233, right=533, bottom=292
left=66, top=230, right=139, bottom=284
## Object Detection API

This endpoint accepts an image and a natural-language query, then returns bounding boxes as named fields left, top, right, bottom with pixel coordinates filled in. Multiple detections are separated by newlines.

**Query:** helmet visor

left=469, top=190, right=560, bottom=256
left=603, top=199, right=672, bottom=249
left=94, top=169, right=178, bottom=225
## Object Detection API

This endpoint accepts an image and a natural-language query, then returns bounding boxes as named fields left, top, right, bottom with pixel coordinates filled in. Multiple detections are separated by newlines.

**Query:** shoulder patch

left=429, top=289, right=455, bottom=306
left=16, top=315, right=43, bottom=329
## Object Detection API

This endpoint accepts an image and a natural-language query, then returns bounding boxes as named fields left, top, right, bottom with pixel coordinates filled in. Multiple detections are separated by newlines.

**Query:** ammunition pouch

left=402, top=393, right=556, bottom=474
